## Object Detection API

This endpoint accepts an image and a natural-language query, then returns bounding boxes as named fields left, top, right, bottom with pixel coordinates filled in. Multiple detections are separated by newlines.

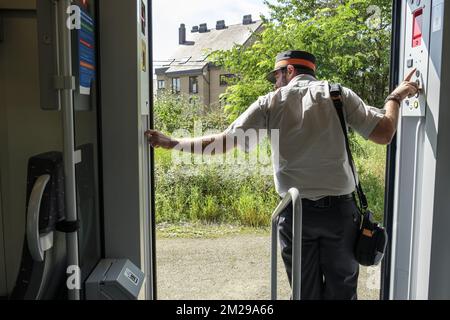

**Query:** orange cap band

left=275, top=58, right=316, bottom=72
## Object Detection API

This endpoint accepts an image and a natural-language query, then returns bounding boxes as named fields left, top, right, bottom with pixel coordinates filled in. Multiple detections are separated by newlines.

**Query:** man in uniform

left=146, top=50, right=419, bottom=299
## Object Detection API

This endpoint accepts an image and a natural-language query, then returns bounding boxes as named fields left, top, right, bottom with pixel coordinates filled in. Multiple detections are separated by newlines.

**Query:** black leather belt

left=302, top=193, right=354, bottom=208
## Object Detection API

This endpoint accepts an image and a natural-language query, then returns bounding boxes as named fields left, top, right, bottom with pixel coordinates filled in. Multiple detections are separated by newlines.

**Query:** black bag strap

left=329, top=84, right=368, bottom=211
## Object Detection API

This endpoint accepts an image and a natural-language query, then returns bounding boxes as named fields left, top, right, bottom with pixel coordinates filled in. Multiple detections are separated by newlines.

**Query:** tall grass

left=155, top=137, right=386, bottom=227
left=155, top=148, right=280, bottom=228
left=353, top=134, right=387, bottom=223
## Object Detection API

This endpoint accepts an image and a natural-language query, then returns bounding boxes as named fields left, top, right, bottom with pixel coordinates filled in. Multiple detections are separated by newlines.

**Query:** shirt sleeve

left=341, top=87, right=385, bottom=140
left=224, top=93, right=272, bottom=152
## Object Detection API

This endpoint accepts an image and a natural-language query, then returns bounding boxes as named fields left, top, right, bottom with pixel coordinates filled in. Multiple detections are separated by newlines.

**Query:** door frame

left=381, top=0, right=402, bottom=301
left=0, top=170, right=6, bottom=297
left=97, top=0, right=155, bottom=300
left=147, top=0, right=157, bottom=300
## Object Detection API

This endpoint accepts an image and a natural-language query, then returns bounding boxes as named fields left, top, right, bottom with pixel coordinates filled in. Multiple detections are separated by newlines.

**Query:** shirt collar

left=291, top=74, right=317, bottom=83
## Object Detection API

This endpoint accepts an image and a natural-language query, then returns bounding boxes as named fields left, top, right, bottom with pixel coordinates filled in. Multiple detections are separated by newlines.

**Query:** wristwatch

left=384, top=93, right=403, bottom=106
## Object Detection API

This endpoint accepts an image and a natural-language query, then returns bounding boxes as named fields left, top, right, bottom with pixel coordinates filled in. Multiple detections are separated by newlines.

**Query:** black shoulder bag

left=329, top=84, right=388, bottom=267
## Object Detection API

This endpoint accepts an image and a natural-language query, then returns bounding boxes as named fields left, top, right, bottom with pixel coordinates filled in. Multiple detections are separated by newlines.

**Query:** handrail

left=408, top=118, right=425, bottom=299
left=58, top=0, right=80, bottom=300
left=271, top=187, right=302, bottom=300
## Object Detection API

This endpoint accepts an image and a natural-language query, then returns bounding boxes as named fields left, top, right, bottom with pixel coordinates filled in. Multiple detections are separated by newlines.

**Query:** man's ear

left=287, top=65, right=296, bottom=77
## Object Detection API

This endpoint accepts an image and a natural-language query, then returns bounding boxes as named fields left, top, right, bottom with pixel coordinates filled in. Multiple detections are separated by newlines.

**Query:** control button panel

left=402, top=0, right=430, bottom=117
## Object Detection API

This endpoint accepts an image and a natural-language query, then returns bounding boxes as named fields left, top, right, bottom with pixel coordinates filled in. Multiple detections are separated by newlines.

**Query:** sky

left=151, top=0, right=270, bottom=64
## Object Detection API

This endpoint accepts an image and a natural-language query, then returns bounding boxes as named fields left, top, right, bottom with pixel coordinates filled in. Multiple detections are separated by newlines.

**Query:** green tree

left=211, top=0, right=392, bottom=120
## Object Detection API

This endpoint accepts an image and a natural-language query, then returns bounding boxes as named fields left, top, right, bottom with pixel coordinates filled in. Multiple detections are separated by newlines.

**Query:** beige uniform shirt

left=225, top=74, right=385, bottom=200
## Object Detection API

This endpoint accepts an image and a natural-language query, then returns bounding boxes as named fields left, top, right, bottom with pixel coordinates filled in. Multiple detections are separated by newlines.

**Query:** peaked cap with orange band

left=266, top=50, right=317, bottom=84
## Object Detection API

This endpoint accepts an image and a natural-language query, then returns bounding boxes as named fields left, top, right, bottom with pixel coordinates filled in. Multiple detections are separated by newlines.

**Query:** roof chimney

left=216, top=20, right=226, bottom=30
left=199, top=23, right=209, bottom=33
left=179, top=23, right=186, bottom=44
left=243, top=14, right=253, bottom=25
left=191, top=25, right=199, bottom=33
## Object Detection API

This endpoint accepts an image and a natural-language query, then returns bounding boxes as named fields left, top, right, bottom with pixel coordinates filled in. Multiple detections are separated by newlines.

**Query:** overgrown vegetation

left=154, top=94, right=280, bottom=227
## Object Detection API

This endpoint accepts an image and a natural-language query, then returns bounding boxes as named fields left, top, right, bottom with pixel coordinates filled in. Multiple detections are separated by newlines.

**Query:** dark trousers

left=277, top=196, right=361, bottom=300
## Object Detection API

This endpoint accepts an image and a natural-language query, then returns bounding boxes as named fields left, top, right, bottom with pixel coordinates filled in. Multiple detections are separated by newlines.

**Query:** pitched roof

left=156, top=20, right=263, bottom=77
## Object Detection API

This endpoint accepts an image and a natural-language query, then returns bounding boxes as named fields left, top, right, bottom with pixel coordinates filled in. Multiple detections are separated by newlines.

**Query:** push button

left=415, top=79, right=421, bottom=98
left=407, top=59, right=414, bottom=68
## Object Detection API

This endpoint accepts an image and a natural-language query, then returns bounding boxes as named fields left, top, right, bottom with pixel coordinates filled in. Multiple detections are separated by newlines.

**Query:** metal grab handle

left=271, top=187, right=302, bottom=300
left=26, top=174, right=54, bottom=262
left=408, top=118, right=425, bottom=299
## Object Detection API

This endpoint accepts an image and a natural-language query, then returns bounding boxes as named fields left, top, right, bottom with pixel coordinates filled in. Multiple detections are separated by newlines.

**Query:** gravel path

left=156, top=234, right=381, bottom=300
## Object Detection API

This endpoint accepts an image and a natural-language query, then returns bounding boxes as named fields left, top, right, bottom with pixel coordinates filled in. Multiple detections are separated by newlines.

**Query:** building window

left=171, top=78, right=181, bottom=94
left=220, top=74, right=236, bottom=86
left=189, top=76, right=199, bottom=94
left=157, top=80, right=165, bottom=90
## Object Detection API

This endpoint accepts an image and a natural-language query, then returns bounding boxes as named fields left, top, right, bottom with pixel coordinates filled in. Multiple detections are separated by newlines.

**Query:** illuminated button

left=413, top=101, right=420, bottom=109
